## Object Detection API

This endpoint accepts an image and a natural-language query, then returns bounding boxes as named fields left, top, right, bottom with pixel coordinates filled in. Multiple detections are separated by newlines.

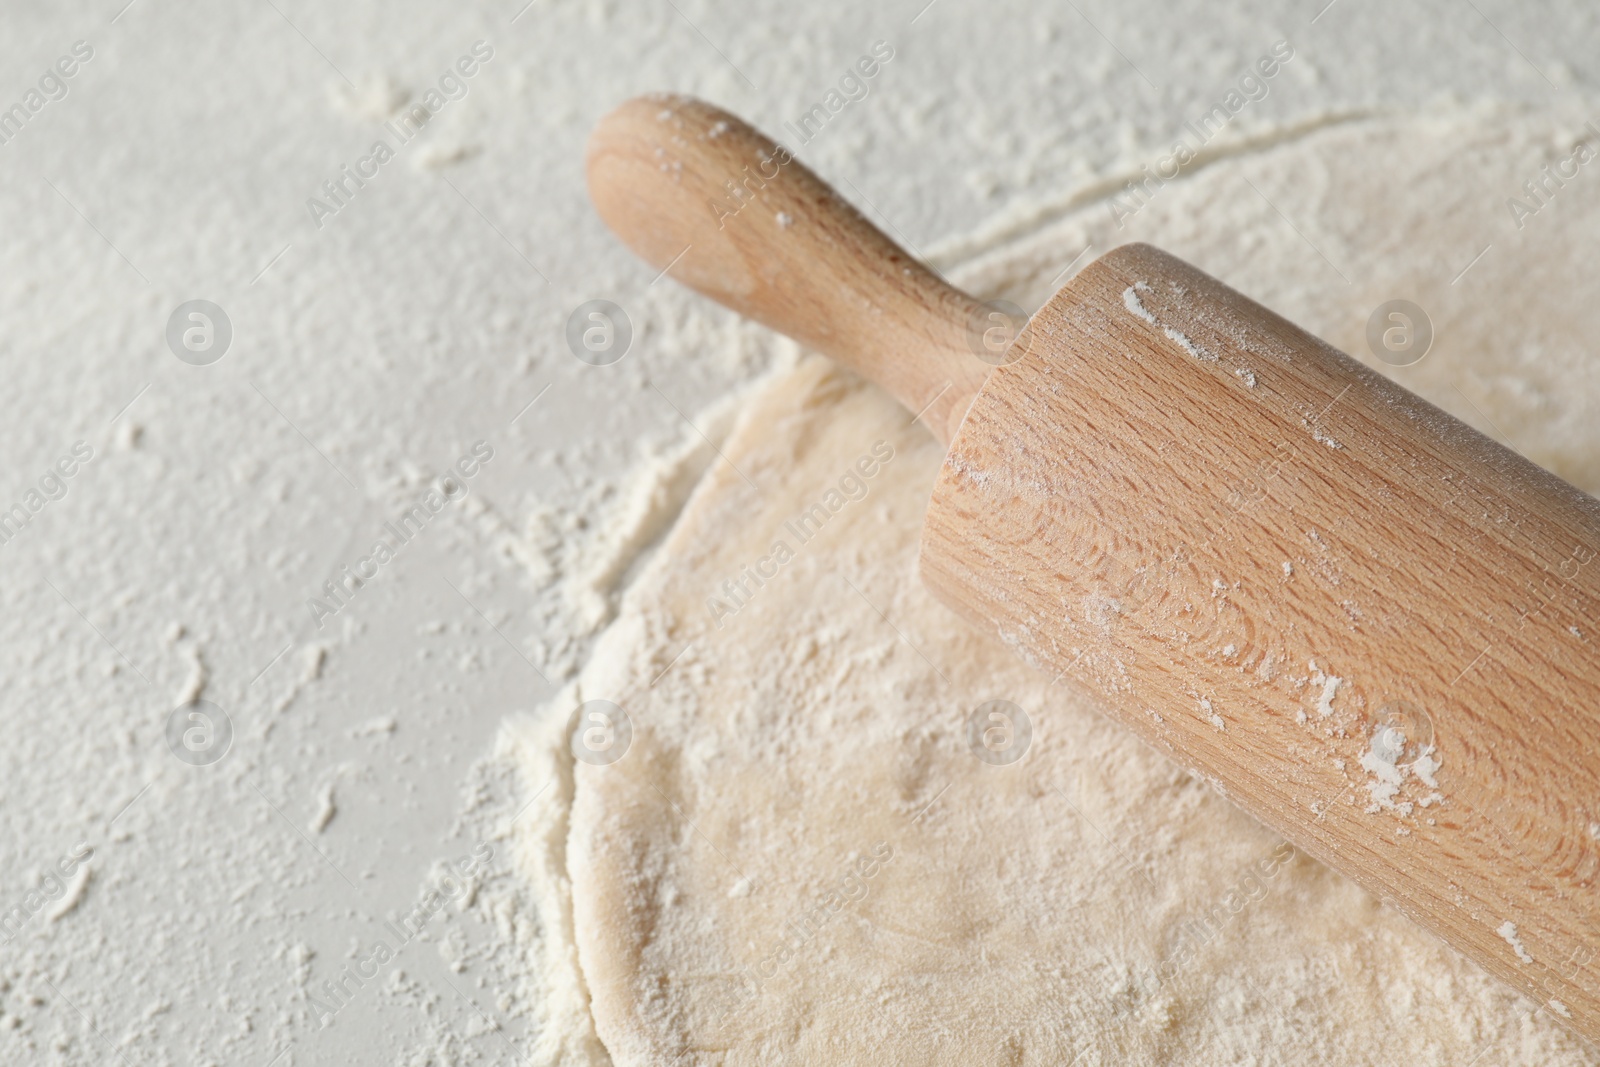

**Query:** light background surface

left=0, top=1, right=1597, bottom=1063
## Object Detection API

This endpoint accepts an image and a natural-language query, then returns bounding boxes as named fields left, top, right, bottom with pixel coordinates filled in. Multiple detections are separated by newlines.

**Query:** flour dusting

left=1123, top=282, right=1157, bottom=324
left=1498, top=921, right=1534, bottom=965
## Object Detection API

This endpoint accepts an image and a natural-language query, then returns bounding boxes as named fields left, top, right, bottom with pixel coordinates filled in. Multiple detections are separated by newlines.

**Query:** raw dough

left=560, top=359, right=1590, bottom=1066
left=511, top=106, right=1600, bottom=1065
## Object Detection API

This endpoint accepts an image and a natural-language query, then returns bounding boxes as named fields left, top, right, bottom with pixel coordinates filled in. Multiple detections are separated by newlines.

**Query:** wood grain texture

left=922, top=243, right=1600, bottom=1040
left=586, top=93, right=1600, bottom=1042
left=586, top=94, right=991, bottom=443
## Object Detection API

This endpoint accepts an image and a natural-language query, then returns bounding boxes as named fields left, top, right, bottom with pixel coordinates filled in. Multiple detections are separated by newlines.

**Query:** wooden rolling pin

left=587, top=94, right=1600, bottom=1041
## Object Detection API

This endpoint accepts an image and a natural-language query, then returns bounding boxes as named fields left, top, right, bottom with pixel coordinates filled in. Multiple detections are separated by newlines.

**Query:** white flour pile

left=487, top=107, right=1600, bottom=1063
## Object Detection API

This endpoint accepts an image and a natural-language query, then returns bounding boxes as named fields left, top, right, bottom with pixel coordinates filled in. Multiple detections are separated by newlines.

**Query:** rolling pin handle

left=587, top=93, right=994, bottom=444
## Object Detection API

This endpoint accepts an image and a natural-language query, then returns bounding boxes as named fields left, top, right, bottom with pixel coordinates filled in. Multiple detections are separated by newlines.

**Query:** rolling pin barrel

left=921, top=242, right=1600, bottom=1038
left=588, top=93, right=1600, bottom=1042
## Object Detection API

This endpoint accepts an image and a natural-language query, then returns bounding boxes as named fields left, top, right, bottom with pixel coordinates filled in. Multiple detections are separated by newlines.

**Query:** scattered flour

left=42, top=864, right=92, bottom=924
left=1163, top=325, right=1218, bottom=362
left=1499, top=921, right=1535, bottom=965
left=1122, top=281, right=1157, bottom=323
left=310, top=783, right=338, bottom=834
left=1355, top=709, right=1446, bottom=817
left=1121, top=282, right=1218, bottom=362
left=1315, top=674, right=1342, bottom=718
left=1412, top=748, right=1441, bottom=789
left=1359, top=727, right=1407, bottom=809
